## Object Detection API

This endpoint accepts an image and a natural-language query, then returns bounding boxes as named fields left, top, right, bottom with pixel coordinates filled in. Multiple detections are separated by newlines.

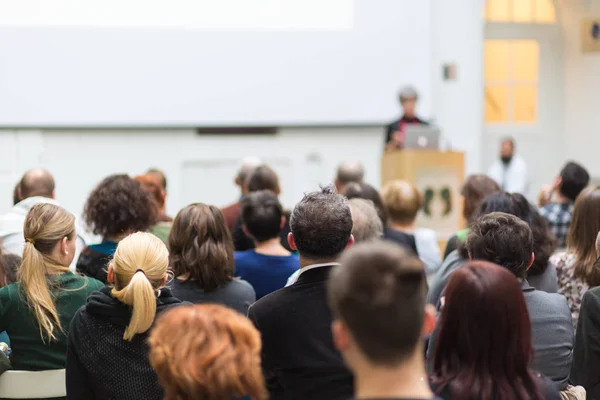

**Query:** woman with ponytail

left=66, top=232, right=183, bottom=400
left=0, top=203, right=103, bottom=371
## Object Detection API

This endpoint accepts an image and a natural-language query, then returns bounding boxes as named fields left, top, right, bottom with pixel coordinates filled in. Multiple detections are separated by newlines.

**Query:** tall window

left=484, top=40, right=539, bottom=123
left=485, top=0, right=556, bottom=23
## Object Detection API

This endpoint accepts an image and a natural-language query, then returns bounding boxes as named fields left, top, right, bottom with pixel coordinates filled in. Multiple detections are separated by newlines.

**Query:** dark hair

left=169, top=203, right=234, bottom=291
left=432, top=261, right=542, bottom=400
left=460, top=175, right=502, bottom=222
left=19, top=169, right=55, bottom=199
left=2, top=254, right=20, bottom=285
left=13, top=182, right=21, bottom=205
left=559, top=162, right=590, bottom=202
left=466, top=212, right=533, bottom=280
left=246, top=165, right=280, bottom=193
left=568, top=186, right=600, bottom=286
left=471, top=192, right=555, bottom=276
left=344, top=182, right=388, bottom=224
left=290, top=185, right=352, bottom=260
left=241, top=190, right=283, bottom=242
left=329, top=241, right=426, bottom=365
left=146, top=168, right=167, bottom=191
left=84, top=174, right=158, bottom=238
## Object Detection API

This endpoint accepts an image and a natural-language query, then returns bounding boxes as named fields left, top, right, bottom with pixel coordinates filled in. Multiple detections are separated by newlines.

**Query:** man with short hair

left=0, top=168, right=87, bottom=269
left=329, top=242, right=437, bottom=400
left=235, top=190, right=299, bottom=300
left=220, top=157, right=262, bottom=232
left=538, top=161, right=590, bottom=248
left=334, top=161, right=365, bottom=194
left=464, top=212, right=574, bottom=389
left=487, top=137, right=529, bottom=195
left=248, top=185, right=354, bottom=400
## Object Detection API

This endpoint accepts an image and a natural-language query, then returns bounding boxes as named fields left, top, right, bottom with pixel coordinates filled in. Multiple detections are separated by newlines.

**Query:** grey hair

left=399, top=86, right=418, bottom=102
left=336, top=161, right=365, bottom=186
left=349, top=199, right=383, bottom=243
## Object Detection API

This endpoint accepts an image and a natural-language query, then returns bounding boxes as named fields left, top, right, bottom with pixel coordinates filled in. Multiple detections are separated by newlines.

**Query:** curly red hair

left=148, top=304, right=267, bottom=400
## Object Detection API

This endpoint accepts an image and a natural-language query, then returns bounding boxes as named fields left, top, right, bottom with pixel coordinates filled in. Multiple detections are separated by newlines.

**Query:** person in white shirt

left=0, top=169, right=87, bottom=270
left=488, top=137, right=529, bottom=195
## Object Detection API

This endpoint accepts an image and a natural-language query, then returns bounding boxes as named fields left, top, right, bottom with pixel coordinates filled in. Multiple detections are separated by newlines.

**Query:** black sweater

left=66, top=286, right=184, bottom=400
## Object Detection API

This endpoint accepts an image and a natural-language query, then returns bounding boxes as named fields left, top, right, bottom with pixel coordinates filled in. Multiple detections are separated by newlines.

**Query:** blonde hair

left=382, top=180, right=422, bottom=225
left=21, top=203, right=75, bottom=342
left=149, top=304, right=267, bottom=400
left=111, top=232, right=169, bottom=341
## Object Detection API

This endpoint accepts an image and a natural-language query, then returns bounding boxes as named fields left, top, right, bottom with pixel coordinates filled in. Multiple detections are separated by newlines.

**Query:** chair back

left=0, top=369, right=66, bottom=399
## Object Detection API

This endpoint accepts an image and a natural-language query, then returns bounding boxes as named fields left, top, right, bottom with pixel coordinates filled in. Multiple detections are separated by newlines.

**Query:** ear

left=422, top=304, right=437, bottom=336
left=160, top=275, right=168, bottom=287
left=553, top=177, right=563, bottom=191
left=107, top=264, right=115, bottom=284
left=160, top=189, right=167, bottom=201
left=345, top=234, right=355, bottom=249
left=280, top=216, right=286, bottom=229
left=51, top=189, right=56, bottom=200
left=331, top=319, right=351, bottom=353
left=526, top=252, right=535, bottom=271
left=242, top=224, right=252, bottom=239
left=287, top=233, right=298, bottom=251
left=276, top=185, right=281, bottom=196
left=60, top=237, right=69, bottom=255
left=235, top=177, right=242, bottom=187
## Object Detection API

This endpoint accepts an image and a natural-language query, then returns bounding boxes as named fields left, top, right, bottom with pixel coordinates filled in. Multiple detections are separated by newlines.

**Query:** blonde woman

left=149, top=304, right=267, bottom=400
left=0, top=203, right=103, bottom=371
left=66, top=232, right=183, bottom=400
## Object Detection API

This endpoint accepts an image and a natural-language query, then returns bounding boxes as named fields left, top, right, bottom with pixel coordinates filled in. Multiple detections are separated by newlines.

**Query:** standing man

left=487, top=137, right=529, bottom=195
left=385, top=86, right=428, bottom=151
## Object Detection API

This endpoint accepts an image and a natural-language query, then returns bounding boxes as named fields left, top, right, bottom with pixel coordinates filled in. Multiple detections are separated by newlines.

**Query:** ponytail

left=112, top=270, right=157, bottom=341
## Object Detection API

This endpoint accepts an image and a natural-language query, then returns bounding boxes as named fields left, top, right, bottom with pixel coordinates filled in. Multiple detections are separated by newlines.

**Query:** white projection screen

left=0, top=0, right=432, bottom=127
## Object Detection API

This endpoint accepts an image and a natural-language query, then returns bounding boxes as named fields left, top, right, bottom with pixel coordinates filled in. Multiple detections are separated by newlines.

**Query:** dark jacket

left=248, top=265, right=353, bottom=400
left=76, top=242, right=118, bottom=284
left=66, top=286, right=184, bottom=400
left=571, top=286, right=600, bottom=398
left=385, top=115, right=428, bottom=145
left=383, top=226, right=418, bottom=255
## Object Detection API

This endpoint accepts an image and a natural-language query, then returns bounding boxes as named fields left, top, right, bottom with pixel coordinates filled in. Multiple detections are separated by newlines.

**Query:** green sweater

left=0, top=272, right=104, bottom=371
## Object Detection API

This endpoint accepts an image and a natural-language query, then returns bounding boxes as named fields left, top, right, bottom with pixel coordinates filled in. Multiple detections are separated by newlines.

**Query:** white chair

left=0, top=369, right=66, bottom=399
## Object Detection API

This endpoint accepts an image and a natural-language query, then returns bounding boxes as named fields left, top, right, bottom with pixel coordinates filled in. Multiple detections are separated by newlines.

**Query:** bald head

left=19, top=169, right=55, bottom=200
left=335, top=161, right=365, bottom=193
left=235, top=157, right=262, bottom=191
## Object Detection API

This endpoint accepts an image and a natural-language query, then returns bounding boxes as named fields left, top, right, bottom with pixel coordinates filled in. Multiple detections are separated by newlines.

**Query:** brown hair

left=329, top=241, right=426, bottom=365
left=461, top=175, right=502, bottom=222
left=381, top=180, right=422, bottom=225
left=149, top=304, right=267, bottom=400
left=245, top=164, right=280, bottom=193
left=568, top=186, right=600, bottom=286
left=169, top=203, right=234, bottom=291
left=134, top=175, right=165, bottom=209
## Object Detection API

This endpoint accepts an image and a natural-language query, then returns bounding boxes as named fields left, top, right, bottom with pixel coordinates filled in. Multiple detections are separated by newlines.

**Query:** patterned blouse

left=551, top=251, right=589, bottom=329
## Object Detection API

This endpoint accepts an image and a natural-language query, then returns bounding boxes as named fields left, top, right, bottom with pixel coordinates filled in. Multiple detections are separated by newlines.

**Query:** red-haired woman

left=431, top=261, right=560, bottom=400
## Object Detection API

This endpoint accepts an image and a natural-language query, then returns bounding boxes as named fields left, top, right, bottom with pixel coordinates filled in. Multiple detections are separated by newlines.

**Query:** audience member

left=539, top=162, right=590, bottom=248
left=146, top=168, right=167, bottom=192
left=329, top=242, right=437, bottom=400
left=221, top=157, right=262, bottom=232
left=248, top=185, right=354, bottom=400
left=233, top=164, right=292, bottom=252
left=431, top=261, right=560, bottom=400
left=77, top=174, right=157, bottom=283
left=134, top=174, right=172, bottom=244
left=488, top=137, right=529, bottom=195
left=551, top=185, right=600, bottom=328
left=67, top=232, right=183, bottom=400
left=334, top=161, right=365, bottom=194
left=12, top=181, right=20, bottom=205
left=344, top=182, right=418, bottom=254
left=0, top=249, right=20, bottom=346
left=234, top=190, right=299, bottom=300
left=169, top=203, right=255, bottom=314
left=443, top=174, right=502, bottom=258
left=0, top=203, right=103, bottom=370
left=461, top=212, right=573, bottom=388
left=149, top=304, right=267, bottom=400
left=429, top=192, right=558, bottom=306
left=382, top=180, right=441, bottom=275
left=386, top=86, right=428, bottom=151
left=0, top=168, right=87, bottom=269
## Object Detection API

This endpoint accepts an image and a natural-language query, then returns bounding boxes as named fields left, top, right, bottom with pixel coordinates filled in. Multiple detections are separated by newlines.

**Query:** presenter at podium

left=385, top=86, right=428, bottom=151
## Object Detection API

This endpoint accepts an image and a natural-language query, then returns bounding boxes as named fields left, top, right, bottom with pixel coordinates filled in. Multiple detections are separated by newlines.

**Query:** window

left=485, top=0, right=556, bottom=23
left=484, top=40, right=539, bottom=123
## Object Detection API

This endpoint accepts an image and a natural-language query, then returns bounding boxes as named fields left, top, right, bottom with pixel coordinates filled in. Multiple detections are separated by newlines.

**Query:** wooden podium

left=381, top=150, right=465, bottom=240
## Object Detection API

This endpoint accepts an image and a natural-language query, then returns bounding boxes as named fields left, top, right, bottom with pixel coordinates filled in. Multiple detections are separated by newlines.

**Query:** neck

left=255, top=237, right=289, bottom=255
left=105, top=233, right=129, bottom=243
left=299, top=256, right=338, bottom=269
left=354, top=351, right=432, bottom=399
left=555, top=192, right=571, bottom=204
left=388, top=221, right=416, bottom=233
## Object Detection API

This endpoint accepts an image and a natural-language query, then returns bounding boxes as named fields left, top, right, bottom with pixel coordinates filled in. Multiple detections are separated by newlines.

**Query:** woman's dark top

left=76, top=241, right=118, bottom=283
left=169, top=278, right=256, bottom=315
left=385, top=115, right=428, bottom=145
left=384, top=226, right=418, bottom=255
left=233, top=211, right=293, bottom=252
left=66, top=286, right=183, bottom=400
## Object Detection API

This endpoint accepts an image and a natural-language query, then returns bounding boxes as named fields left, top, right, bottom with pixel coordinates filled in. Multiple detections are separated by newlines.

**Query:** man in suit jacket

left=464, top=212, right=574, bottom=389
left=248, top=185, right=355, bottom=400
left=220, top=157, right=261, bottom=232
